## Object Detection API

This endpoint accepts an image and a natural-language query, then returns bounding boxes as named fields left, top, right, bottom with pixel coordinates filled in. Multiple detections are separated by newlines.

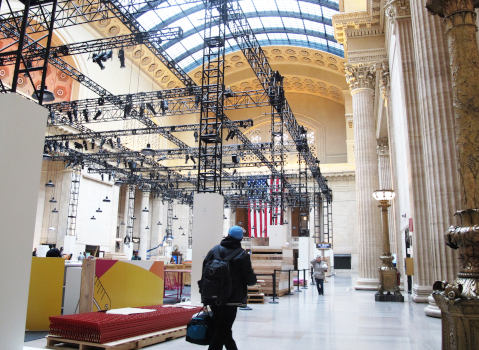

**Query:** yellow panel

left=94, top=261, right=164, bottom=310
left=26, top=257, right=65, bottom=331
left=343, top=0, right=367, bottom=12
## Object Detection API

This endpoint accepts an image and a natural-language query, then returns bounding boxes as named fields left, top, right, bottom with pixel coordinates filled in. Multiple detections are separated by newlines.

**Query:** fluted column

left=386, top=0, right=435, bottom=303
left=345, top=64, right=383, bottom=290
left=410, top=0, right=461, bottom=316
left=139, top=190, right=150, bottom=260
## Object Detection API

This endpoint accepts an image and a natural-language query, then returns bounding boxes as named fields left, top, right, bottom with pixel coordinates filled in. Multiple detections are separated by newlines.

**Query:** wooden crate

left=247, top=284, right=264, bottom=304
left=46, top=326, right=186, bottom=350
left=251, top=248, right=294, bottom=296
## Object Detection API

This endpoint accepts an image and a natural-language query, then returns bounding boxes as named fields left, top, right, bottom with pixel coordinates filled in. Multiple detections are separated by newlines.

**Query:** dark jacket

left=202, top=236, right=257, bottom=304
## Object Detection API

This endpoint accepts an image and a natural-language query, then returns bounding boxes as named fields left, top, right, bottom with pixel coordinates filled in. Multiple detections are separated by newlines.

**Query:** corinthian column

left=385, top=0, right=435, bottom=303
left=410, top=0, right=461, bottom=317
left=427, top=1, right=479, bottom=347
left=345, top=64, right=383, bottom=290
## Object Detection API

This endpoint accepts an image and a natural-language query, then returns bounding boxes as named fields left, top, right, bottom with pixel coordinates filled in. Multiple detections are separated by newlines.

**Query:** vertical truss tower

left=197, top=0, right=228, bottom=193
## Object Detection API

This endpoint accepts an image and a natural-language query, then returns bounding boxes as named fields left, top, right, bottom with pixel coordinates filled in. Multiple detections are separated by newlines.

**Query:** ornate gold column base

left=375, top=255, right=404, bottom=302
left=433, top=209, right=479, bottom=345
left=432, top=295, right=479, bottom=350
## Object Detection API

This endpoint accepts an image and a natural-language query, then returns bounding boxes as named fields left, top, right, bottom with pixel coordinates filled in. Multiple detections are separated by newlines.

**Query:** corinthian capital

left=427, top=0, right=478, bottom=17
left=385, top=0, right=411, bottom=20
left=345, top=64, right=376, bottom=91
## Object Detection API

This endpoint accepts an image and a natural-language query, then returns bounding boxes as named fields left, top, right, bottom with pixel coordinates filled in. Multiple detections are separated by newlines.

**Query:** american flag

left=247, top=176, right=284, bottom=238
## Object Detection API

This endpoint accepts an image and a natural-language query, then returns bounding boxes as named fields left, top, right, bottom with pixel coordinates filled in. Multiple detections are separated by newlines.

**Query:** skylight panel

left=298, top=1, right=324, bottom=16
left=247, top=17, right=263, bottom=30
left=169, top=16, right=195, bottom=33
left=282, top=17, right=305, bottom=29
left=165, top=42, right=188, bottom=58
left=260, top=17, right=284, bottom=28
left=179, top=55, right=196, bottom=69
left=238, top=0, right=256, bottom=14
left=137, top=11, right=161, bottom=31
left=301, top=20, right=326, bottom=33
left=324, top=25, right=334, bottom=36
left=308, top=36, right=328, bottom=46
left=267, top=33, right=286, bottom=41
left=275, top=0, right=300, bottom=12
left=182, top=33, right=203, bottom=51
left=252, top=1, right=278, bottom=12
left=321, top=7, right=337, bottom=19
left=255, top=33, right=270, bottom=42
left=288, top=33, right=308, bottom=42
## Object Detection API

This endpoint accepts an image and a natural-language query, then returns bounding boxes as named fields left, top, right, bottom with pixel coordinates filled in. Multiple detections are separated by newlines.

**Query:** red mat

left=49, top=305, right=201, bottom=343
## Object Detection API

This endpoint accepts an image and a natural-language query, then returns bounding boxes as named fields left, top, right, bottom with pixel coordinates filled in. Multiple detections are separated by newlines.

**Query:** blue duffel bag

left=186, top=307, right=213, bottom=345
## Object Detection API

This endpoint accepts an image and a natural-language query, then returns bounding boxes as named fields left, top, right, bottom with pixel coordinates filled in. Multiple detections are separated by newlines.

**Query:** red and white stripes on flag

left=247, top=177, right=283, bottom=238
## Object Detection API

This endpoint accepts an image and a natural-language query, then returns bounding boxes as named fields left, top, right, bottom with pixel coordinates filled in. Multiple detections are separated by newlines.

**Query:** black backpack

left=198, top=246, right=242, bottom=305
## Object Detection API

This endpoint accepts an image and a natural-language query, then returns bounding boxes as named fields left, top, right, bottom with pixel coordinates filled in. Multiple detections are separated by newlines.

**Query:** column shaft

left=411, top=0, right=461, bottom=316
left=391, top=5, right=435, bottom=302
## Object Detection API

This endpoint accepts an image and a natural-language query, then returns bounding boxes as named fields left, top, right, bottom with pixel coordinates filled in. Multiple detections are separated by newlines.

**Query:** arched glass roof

left=129, top=0, right=343, bottom=72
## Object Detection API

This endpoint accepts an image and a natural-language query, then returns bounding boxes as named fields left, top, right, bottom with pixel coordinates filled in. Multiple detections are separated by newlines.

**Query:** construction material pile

left=49, top=305, right=201, bottom=343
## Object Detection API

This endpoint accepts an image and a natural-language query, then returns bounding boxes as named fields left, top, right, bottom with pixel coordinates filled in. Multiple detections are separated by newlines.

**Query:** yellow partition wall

left=93, top=260, right=164, bottom=310
left=26, top=257, right=65, bottom=330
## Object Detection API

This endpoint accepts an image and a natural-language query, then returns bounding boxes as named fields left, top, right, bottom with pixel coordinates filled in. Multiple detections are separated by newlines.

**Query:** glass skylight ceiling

left=133, top=0, right=342, bottom=72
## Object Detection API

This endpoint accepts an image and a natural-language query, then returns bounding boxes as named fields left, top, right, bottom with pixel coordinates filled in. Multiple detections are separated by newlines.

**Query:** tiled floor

left=25, top=271, right=441, bottom=350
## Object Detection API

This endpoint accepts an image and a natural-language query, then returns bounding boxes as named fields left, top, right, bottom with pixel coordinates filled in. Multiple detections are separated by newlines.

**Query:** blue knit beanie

left=228, top=226, right=244, bottom=240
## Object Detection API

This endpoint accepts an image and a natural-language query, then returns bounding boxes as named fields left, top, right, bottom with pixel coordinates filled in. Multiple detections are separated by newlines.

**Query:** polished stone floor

left=25, top=271, right=441, bottom=350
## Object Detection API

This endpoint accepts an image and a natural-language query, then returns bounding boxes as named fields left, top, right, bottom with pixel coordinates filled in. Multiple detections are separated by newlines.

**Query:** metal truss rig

left=196, top=0, right=228, bottom=193
left=45, top=119, right=252, bottom=142
left=226, top=1, right=331, bottom=201
left=0, top=28, right=183, bottom=65
left=47, top=88, right=269, bottom=125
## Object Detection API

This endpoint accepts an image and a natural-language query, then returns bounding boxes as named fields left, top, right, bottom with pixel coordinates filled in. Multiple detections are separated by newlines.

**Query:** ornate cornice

left=333, top=0, right=383, bottom=45
left=345, top=63, right=376, bottom=90
left=385, top=0, right=411, bottom=20
left=426, top=0, right=479, bottom=17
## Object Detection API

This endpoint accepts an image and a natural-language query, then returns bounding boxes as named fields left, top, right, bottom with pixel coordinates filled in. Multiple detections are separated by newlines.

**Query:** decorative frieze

left=345, top=64, right=376, bottom=91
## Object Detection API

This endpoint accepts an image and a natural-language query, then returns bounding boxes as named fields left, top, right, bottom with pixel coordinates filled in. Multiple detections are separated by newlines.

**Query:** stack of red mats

left=49, top=305, right=202, bottom=343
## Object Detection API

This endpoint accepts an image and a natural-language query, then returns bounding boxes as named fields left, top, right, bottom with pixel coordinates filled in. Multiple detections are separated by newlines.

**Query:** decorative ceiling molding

left=92, top=17, right=183, bottom=90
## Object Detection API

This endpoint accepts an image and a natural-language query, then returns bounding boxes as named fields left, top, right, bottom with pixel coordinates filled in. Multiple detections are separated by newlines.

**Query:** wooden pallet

left=46, top=326, right=186, bottom=350
left=247, top=293, right=265, bottom=304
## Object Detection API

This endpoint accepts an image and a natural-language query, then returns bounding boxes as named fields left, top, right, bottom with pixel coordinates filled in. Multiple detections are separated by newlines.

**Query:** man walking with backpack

left=199, top=226, right=256, bottom=350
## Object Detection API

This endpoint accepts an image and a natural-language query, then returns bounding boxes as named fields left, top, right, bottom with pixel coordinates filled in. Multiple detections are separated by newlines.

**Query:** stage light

left=98, top=97, right=105, bottom=105
left=82, top=140, right=88, bottom=150
left=93, top=109, right=102, bottom=120
left=118, top=48, right=125, bottom=68
left=96, top=207, right=102, bottom=213
left=49, top=110, right=55, bottom=124
left=124, top=104, right=132, bottom=118
left=74, top=142, right=83, bottom=149
left=100, top=138, right=106, bottom=148
left=146, top=103, right=156, bottom=115
left=160, top=100, right=168, bottom=115
left=139, top=104, right=145, bottom=118
left=116, top=137, right=121, bottom=147
left=67, top=111, right=73, bottom=123
left=225, top=129, right=235, bottom=141
left=194, top=131, right=198, bottom=142
left=232, top=154, right=239, bottom=164
left=91, top=139, right=95, bottom=150
left=108, top=138, right=114, bottom=148
left=83, top=109, right=89, bottom=123
left=141, top=143, right=155, bottom=156
left=103, top=196, right=111, bottom=202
